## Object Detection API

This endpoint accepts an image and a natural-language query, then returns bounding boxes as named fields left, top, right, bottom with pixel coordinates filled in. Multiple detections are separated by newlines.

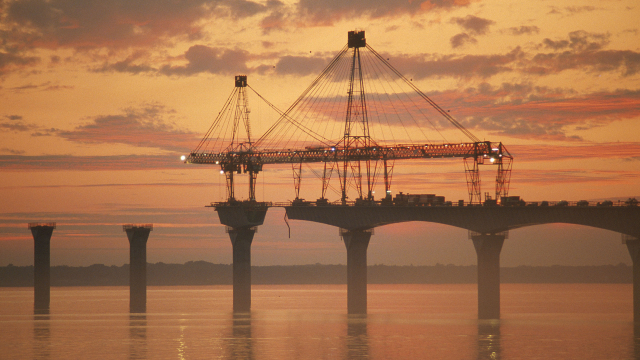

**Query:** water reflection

left=633, top=323, right=640, bottom=360
left=346, top=314, right=369, bottom=359
left=477, top=320, right=501, bottom=360
left=227, top=312, right=253, bottom=360
left=129, top=314, right=147, bottom=360
left=33, top=312, right=50, bottom=359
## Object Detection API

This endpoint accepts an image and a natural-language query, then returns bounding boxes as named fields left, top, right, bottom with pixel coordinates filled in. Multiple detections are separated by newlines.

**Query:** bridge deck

left=285, top=204, right=640, bottom=236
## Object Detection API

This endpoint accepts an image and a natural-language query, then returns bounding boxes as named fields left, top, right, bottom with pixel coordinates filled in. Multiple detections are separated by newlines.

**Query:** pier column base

left=29, top=223, right=55, bottom=313
left=124, top=225, right=152, bottom=313
left=626, top=239, right=640, bottom=323
left=228, top=227, right=257, bottom=313
left=472, top=234, right=505, bottom=320
left=341, top=229, right=372, bottom=315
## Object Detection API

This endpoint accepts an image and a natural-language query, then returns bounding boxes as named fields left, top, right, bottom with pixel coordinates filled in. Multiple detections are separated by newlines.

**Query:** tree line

left=0, top=261, right=631, bottom=287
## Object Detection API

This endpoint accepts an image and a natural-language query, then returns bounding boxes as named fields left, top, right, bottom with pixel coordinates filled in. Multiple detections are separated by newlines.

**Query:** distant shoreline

left=0, top=262, right=631, bottom=287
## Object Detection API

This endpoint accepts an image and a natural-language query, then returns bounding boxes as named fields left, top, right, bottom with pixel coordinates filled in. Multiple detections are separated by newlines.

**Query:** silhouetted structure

left=29, top=222, right=55, bottom=313
left=124, top=224, right=152, bottom=313
left=472, top=234, right=505, bottom=319
left=214, top=203, right=268, bottom=313
left=627, top=238, right=640, bottom=323
left=287, top=203, right=640, bottom=318
left=341, top=229, right=372, bottom=314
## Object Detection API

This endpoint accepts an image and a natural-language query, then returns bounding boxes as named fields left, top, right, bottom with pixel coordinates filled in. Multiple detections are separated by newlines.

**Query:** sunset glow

left=1, top=0, right=638, bottom=267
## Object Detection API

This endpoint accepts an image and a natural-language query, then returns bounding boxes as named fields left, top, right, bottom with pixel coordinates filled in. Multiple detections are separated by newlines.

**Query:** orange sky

left=1, top=0, right=639, bottom=267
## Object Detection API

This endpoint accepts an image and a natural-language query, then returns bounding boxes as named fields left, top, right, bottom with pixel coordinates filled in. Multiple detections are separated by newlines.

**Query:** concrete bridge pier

left=626, top=239, right=640, bottom=323
left=228, top=227, right=257, bottom=313
left=29, top=223, right=56, bottom=313
left=472, top=233, right=505, bottom=320
left=124, top=224, right=152, bottom=313
left=341, top=229, right=373, bottom=314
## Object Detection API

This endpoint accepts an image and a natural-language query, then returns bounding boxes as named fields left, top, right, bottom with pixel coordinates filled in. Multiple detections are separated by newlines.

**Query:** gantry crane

left=185, top=31, right=512, bottom=205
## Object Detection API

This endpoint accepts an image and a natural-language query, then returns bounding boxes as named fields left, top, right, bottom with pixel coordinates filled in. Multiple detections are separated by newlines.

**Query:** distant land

left=0, top=262, right=631, bottom=287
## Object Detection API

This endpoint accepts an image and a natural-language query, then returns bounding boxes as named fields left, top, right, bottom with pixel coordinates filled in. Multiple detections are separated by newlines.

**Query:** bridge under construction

left=184, top=31, right=640, bottom=320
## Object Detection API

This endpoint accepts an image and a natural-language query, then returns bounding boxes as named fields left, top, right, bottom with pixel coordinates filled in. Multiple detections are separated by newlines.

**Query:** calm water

left=0, top=284, right=636, bottom=359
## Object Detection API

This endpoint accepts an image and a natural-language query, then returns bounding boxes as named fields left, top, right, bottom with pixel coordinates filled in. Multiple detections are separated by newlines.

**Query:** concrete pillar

left=472, top=234, right=505, bottom=320
left=626, top=239, right=640, bottom=323
left=227, top=227, right=256, bottom=313
left=341, top=229, right=372, bottom=314
left=29, top=223, right=55, bottom=313
left=124, top=224, right=152, bottom=313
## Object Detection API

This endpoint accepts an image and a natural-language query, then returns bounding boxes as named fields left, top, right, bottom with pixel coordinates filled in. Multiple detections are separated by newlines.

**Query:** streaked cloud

left=450, top=15, right=494, bottom=35
left=450, top=33, right=478, bottom=48
left=57, top=104, right=199, bottom=152
left=2, top=0, right=271, bottom=50
left=436, top=84, right=640, bottom=140
left=296, top=0, right=473, bottom=25
left=274, top=55, right=332, bottom=76
left=159, top=45, right=251, bottom=76
left=0, top=51, right=39, bottom=77
left=504, top=25, right=540, bottom=36
left=548, top=5, right=600, bottom=16
left=0, top=148, right=25, bottom=155
left=0, top=154, right=185, bottom=171
left=387, top=47, right=524, bottom=79
left=509, top=143, right=640, bottom=162
left=0, top=115, right=37, bottom=132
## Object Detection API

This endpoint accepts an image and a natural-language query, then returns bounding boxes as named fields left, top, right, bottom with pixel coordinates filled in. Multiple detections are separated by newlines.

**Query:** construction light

left=220, top=170, right=224, bottom=174
left=180, top=155, right=186, bottom=161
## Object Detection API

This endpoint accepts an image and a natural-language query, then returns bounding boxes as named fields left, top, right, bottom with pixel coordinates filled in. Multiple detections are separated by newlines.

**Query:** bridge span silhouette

left=283, top=202, right=640, bottom=318
left=182, top=30, right=640, bottom=321
left=210, top=200, right=640, bottom=319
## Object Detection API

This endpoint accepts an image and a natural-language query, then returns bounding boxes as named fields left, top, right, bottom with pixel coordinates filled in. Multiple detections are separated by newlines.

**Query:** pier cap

left=28, top=222, right=56, bottom=229
left=348, top=30, right=366, bottom=48
left=123, top=224, right=153, bottom=231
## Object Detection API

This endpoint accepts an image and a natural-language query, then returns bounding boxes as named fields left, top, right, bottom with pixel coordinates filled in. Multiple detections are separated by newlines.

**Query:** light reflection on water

left=0, top=284, right=636, bottom=359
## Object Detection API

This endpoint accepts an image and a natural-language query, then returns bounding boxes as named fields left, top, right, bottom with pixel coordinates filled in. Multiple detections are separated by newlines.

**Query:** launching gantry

left=186, top=141, right=512, bottom=204
left=185, top=32, right=512, bottom=205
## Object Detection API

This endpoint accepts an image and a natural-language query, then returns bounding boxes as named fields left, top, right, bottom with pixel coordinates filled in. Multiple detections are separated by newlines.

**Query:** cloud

left=94, top=52, right=156, bottom=74
left=531, top=32, right=640, bottom=76
left=0, top=148, right=25, bottom=155
left=542, top=30, right=609, bottom=52
left=380, top=30, right=639, bottom=80
left=450, top=33, right=477, bottom=48
left=274, top=55, right=331, bottom=76
left=433, top=84, right=640, bottom=140
left=8, top=82, right=74, bottom=92
left=548, top=5, right=600, bottom=16
left=0, top=154, right=185, bottom=171
left=388, top=47, right=524, bottom=79
left=296, top=0, right=473, bottom=25
left=57, top=104, right=199, bottom=152
left=2, top=0, right=274, bottom=51
left=450, top=15, right=494, bottom=35
left=159, top=45, right=251, bottom=76
left=0, top=51, right=40, bottom=76
left=511, top=168, right=638, bottom=187
left=0, top=115, right=37, bottom=132
left=505, top=26, right=540, bottom=36
left=509, top=143, right=640, bottom=162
